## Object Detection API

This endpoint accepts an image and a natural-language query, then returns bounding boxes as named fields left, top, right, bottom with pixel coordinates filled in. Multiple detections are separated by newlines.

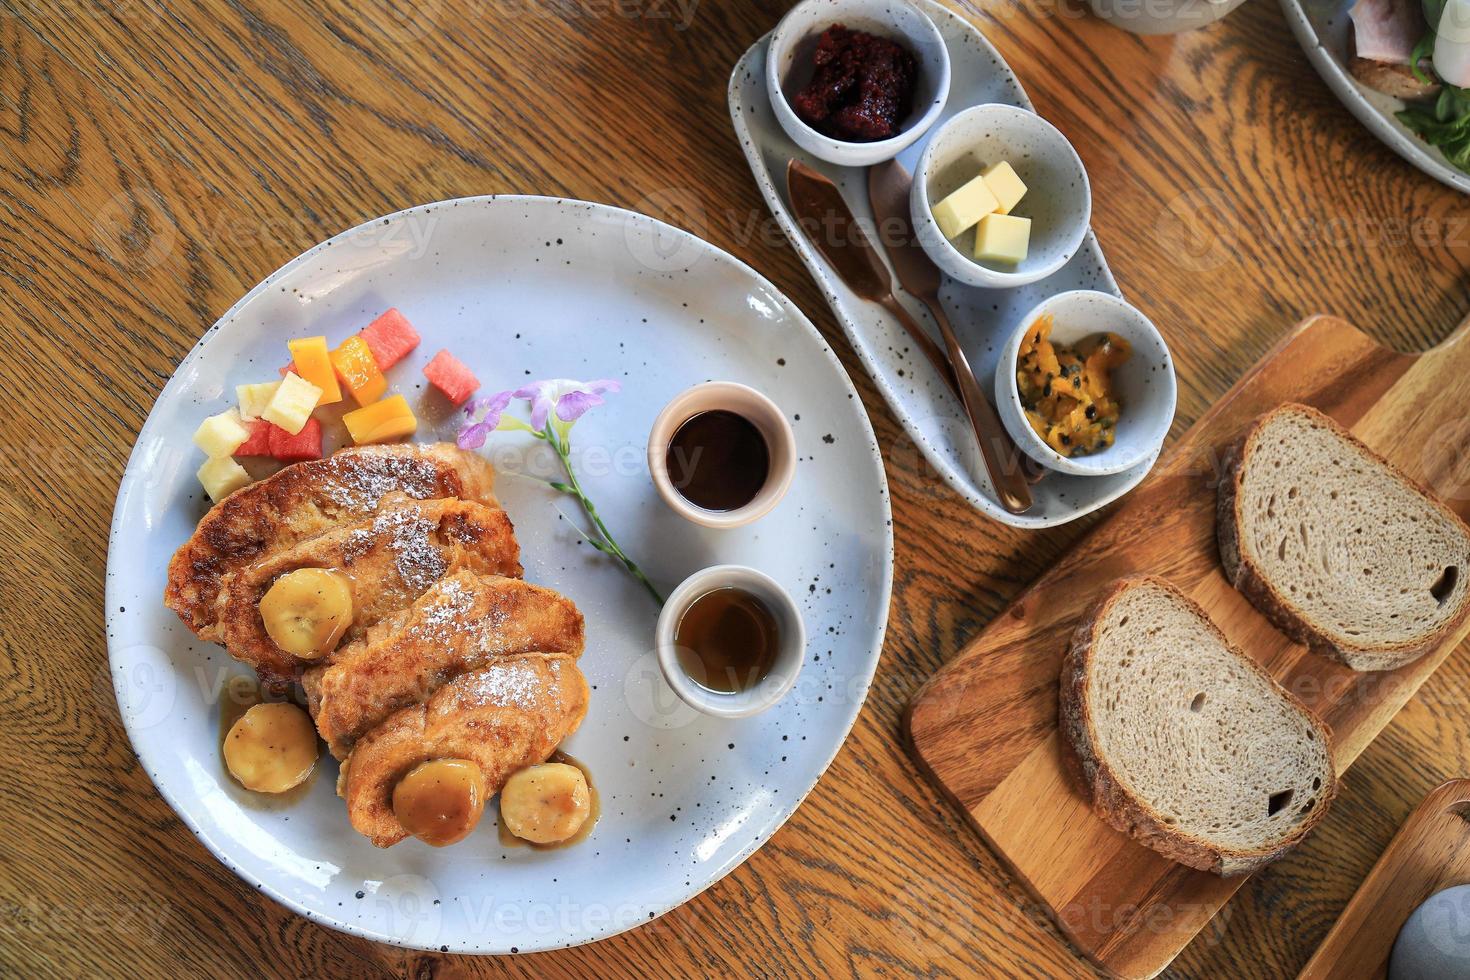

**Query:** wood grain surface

left=2, top=0, right=1468, bottom=977
left=908, top=313, right=1470, bottom=978
left=1299, top=778, right=1470, bottom=980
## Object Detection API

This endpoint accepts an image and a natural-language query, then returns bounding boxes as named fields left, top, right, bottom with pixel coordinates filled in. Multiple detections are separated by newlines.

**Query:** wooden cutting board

left=1299, top=778, right=1470, bottom=979
left=905, top=314, right=1470, bottom=979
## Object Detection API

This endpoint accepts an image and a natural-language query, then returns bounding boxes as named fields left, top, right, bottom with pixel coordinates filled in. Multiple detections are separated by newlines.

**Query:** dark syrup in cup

left=665, top=410, right=770, bottom=511
left=674, top=586, right=780, bottom=694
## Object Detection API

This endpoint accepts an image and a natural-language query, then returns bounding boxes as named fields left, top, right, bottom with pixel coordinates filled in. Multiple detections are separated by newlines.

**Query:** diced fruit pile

left=189, top=307, right=481, bottom=501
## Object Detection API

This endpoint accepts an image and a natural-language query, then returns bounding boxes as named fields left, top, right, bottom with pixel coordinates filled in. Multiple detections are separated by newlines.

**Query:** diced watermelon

left=277, top=363, right=297, bottom=378
left=422, top=349, right=479, bottom=406
left=234, top=419, right=275, bottom=457
left=267, top=417, right=323, bottom=462
left=359, top=308, right=420, bottom=370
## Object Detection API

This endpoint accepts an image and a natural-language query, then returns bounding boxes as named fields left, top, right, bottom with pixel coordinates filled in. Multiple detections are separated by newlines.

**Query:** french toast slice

left=216, top=499, right=522, bottom=687
left=306, top=571, right=586, bottom=759
left=165, top=444, right=497, bottom=641
left=339, top=653, right=588, bottom=847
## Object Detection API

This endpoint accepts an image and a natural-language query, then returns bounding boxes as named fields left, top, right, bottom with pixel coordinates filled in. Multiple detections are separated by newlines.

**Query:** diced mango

left=193, top=408, right=251, bottom=458
left=981, top=161, right=1028, bottom=215
left=236, top=381, right=281, bottom=420
left=974, top=213, right=1031, bottom=265
left=261, top=372, right=323, bottom=435
left=286, top=336, right=342, bottom=405
left=343, top=394, right=418, bottom=445
left=198, top=456, right=251, bottom=502
left=932, top=175, right=1000, bottom=240
left=330, top=336, right=388, bottom=406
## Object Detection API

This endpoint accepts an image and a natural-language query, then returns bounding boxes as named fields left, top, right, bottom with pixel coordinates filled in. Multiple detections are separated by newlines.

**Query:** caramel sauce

left=217, top=675, right=318, bottom=805
left=497, top=751, right=601, bottom=850
left=393, top=759, right=488, bottom=847
left=673, top=587, right=780, bottom=694
left=665, top=410, right=770, bottom=511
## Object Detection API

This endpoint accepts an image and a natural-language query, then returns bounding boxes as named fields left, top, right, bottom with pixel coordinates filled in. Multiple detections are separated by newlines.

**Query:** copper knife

left=785, top=159, right=959, bottom=397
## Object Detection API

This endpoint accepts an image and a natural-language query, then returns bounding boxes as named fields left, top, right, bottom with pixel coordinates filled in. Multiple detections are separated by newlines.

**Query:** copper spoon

left=784, top=159, right=1033, bottom=514
left=866, top=160, right=1041, bottom=501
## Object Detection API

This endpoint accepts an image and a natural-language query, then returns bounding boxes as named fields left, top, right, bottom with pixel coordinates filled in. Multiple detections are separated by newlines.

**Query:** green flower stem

left=543, top=425, right=665, bottom=606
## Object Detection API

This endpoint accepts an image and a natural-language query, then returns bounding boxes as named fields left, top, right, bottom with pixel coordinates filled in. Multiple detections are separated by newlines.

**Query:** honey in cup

left=665, top=410, right=770, bottom=512
left=674, top=586, right=781, bottom=694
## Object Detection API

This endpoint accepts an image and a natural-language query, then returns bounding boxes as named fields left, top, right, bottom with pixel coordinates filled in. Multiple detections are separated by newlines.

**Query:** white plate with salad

left=1283, top=0, right=1470, bottom=192
left=105, top=195, right=894, bottom=953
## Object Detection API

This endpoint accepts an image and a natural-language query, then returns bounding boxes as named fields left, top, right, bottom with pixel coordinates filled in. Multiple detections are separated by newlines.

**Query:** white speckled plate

left=1281, top=0, right=1470, bottom=195
left=729, top=0, right=1158, bottom=528
left=105, top=196, right=893, bottom=954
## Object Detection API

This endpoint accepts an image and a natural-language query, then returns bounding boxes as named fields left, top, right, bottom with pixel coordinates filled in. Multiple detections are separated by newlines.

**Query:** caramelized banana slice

left=223, top=702, right=318, bottom=793
left=392, top=759, right=488, bottom=847
left=499, top=762, right=590, bottom=844
left=259, top=568, right=354, bottom=658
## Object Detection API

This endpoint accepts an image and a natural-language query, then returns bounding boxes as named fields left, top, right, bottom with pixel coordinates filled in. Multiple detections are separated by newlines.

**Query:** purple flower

left=456, top=390, right=513, bottom=449
left=513, top=379, right=622, bottom=430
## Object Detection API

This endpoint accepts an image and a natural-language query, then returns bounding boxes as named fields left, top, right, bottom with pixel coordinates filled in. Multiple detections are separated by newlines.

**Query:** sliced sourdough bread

left=1059, top=576, right=1337, bottom=876
left=1217, top=403, right=1470, bottom=672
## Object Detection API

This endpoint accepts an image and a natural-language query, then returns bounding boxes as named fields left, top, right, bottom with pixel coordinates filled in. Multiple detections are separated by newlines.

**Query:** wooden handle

left=1299, top=779, right=1470, bottom=980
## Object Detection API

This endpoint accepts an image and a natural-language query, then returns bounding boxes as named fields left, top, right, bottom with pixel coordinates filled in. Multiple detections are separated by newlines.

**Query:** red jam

left=790, top=25, right=917, bottom=143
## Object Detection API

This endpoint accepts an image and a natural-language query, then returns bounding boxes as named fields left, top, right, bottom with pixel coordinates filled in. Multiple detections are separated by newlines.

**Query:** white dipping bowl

left=995, top=290, right=1176, bottom=477
left=912, top=103, right=1092, bottom=288
left=766, top=0, right=951, bottom=168
left=655, top=565, right=806, bottom=719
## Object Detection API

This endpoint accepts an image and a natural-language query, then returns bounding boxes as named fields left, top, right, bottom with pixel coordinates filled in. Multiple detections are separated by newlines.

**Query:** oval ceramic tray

left=106, top=196, right=894, bottom=953
left=1281, top=0, right=1470, bottom=195
left=728, top=0, right=1157, bottom=528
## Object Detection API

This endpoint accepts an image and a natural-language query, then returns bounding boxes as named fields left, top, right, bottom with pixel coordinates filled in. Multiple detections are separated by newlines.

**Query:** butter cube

left=236, top=381, right=281, bottom=420
left=192, top=408, right=250, bottom=458
left=982, top=161, right=1028, bottom=215
left=974, top=213, right=1031, bottom=265
left=261, top=372, right=323, bottom=435
left=931, top=175, right=1000, bottom=240
left=198, top=456, right=251, bottom=502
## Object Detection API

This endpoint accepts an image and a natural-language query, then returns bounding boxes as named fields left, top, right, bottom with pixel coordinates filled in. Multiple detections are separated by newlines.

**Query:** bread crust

left=164, top=444, right=498, bottom=640
left=1216, top=404, right=1470, bottom=672
left=1058, top=575, right=1339, bottom=876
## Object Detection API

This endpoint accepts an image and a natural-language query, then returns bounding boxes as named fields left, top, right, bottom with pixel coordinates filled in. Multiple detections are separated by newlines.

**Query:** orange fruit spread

left=1015, top=314, right=1130, bottom=458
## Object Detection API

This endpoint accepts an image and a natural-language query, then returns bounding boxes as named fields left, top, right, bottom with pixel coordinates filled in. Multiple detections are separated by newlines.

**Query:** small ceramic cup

left=912, top=103, right=1092, bottom=288
left=766, top=0, right=951, bottom=168
left=648, top=382, right=796, bottom=529
left=655, top=565, right=806, bottom=718
left=995, top=290, right=1176, bottom=477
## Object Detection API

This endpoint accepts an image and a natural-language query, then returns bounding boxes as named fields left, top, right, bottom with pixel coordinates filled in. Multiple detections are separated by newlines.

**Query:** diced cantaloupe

left=236, top=381, right=281, bottom=420
left=235, top=419, right=275, bottom=457
left=261, top=372, right=323, bottom=435
left=330, top=336, right=388, bottom=406
left=358, top=308, right=420, bottom=369
left=343, top=395, right=418, bottom=445
left=422, top=349, right=479, bottom=406
left=198, top=456, right=251, bottom=502
left=193, top=408, right=251, bottom=458
left=286, top=336, right=343, bottom=404
left=268, top=417, right=323, bottom=462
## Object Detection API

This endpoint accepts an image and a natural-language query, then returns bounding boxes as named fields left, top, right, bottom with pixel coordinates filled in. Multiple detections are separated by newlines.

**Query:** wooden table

left=5, top=0, right=1468, bottom=976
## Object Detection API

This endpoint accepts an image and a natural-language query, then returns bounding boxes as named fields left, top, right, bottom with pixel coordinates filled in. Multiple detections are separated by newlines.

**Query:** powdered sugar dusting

left=320, top=453, right=441, bottom=510
left=345, top=506, right=448, bottom=591
left=459, top=659, right=544, bottom=709
left=408, top=577, right=475, bottom=641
